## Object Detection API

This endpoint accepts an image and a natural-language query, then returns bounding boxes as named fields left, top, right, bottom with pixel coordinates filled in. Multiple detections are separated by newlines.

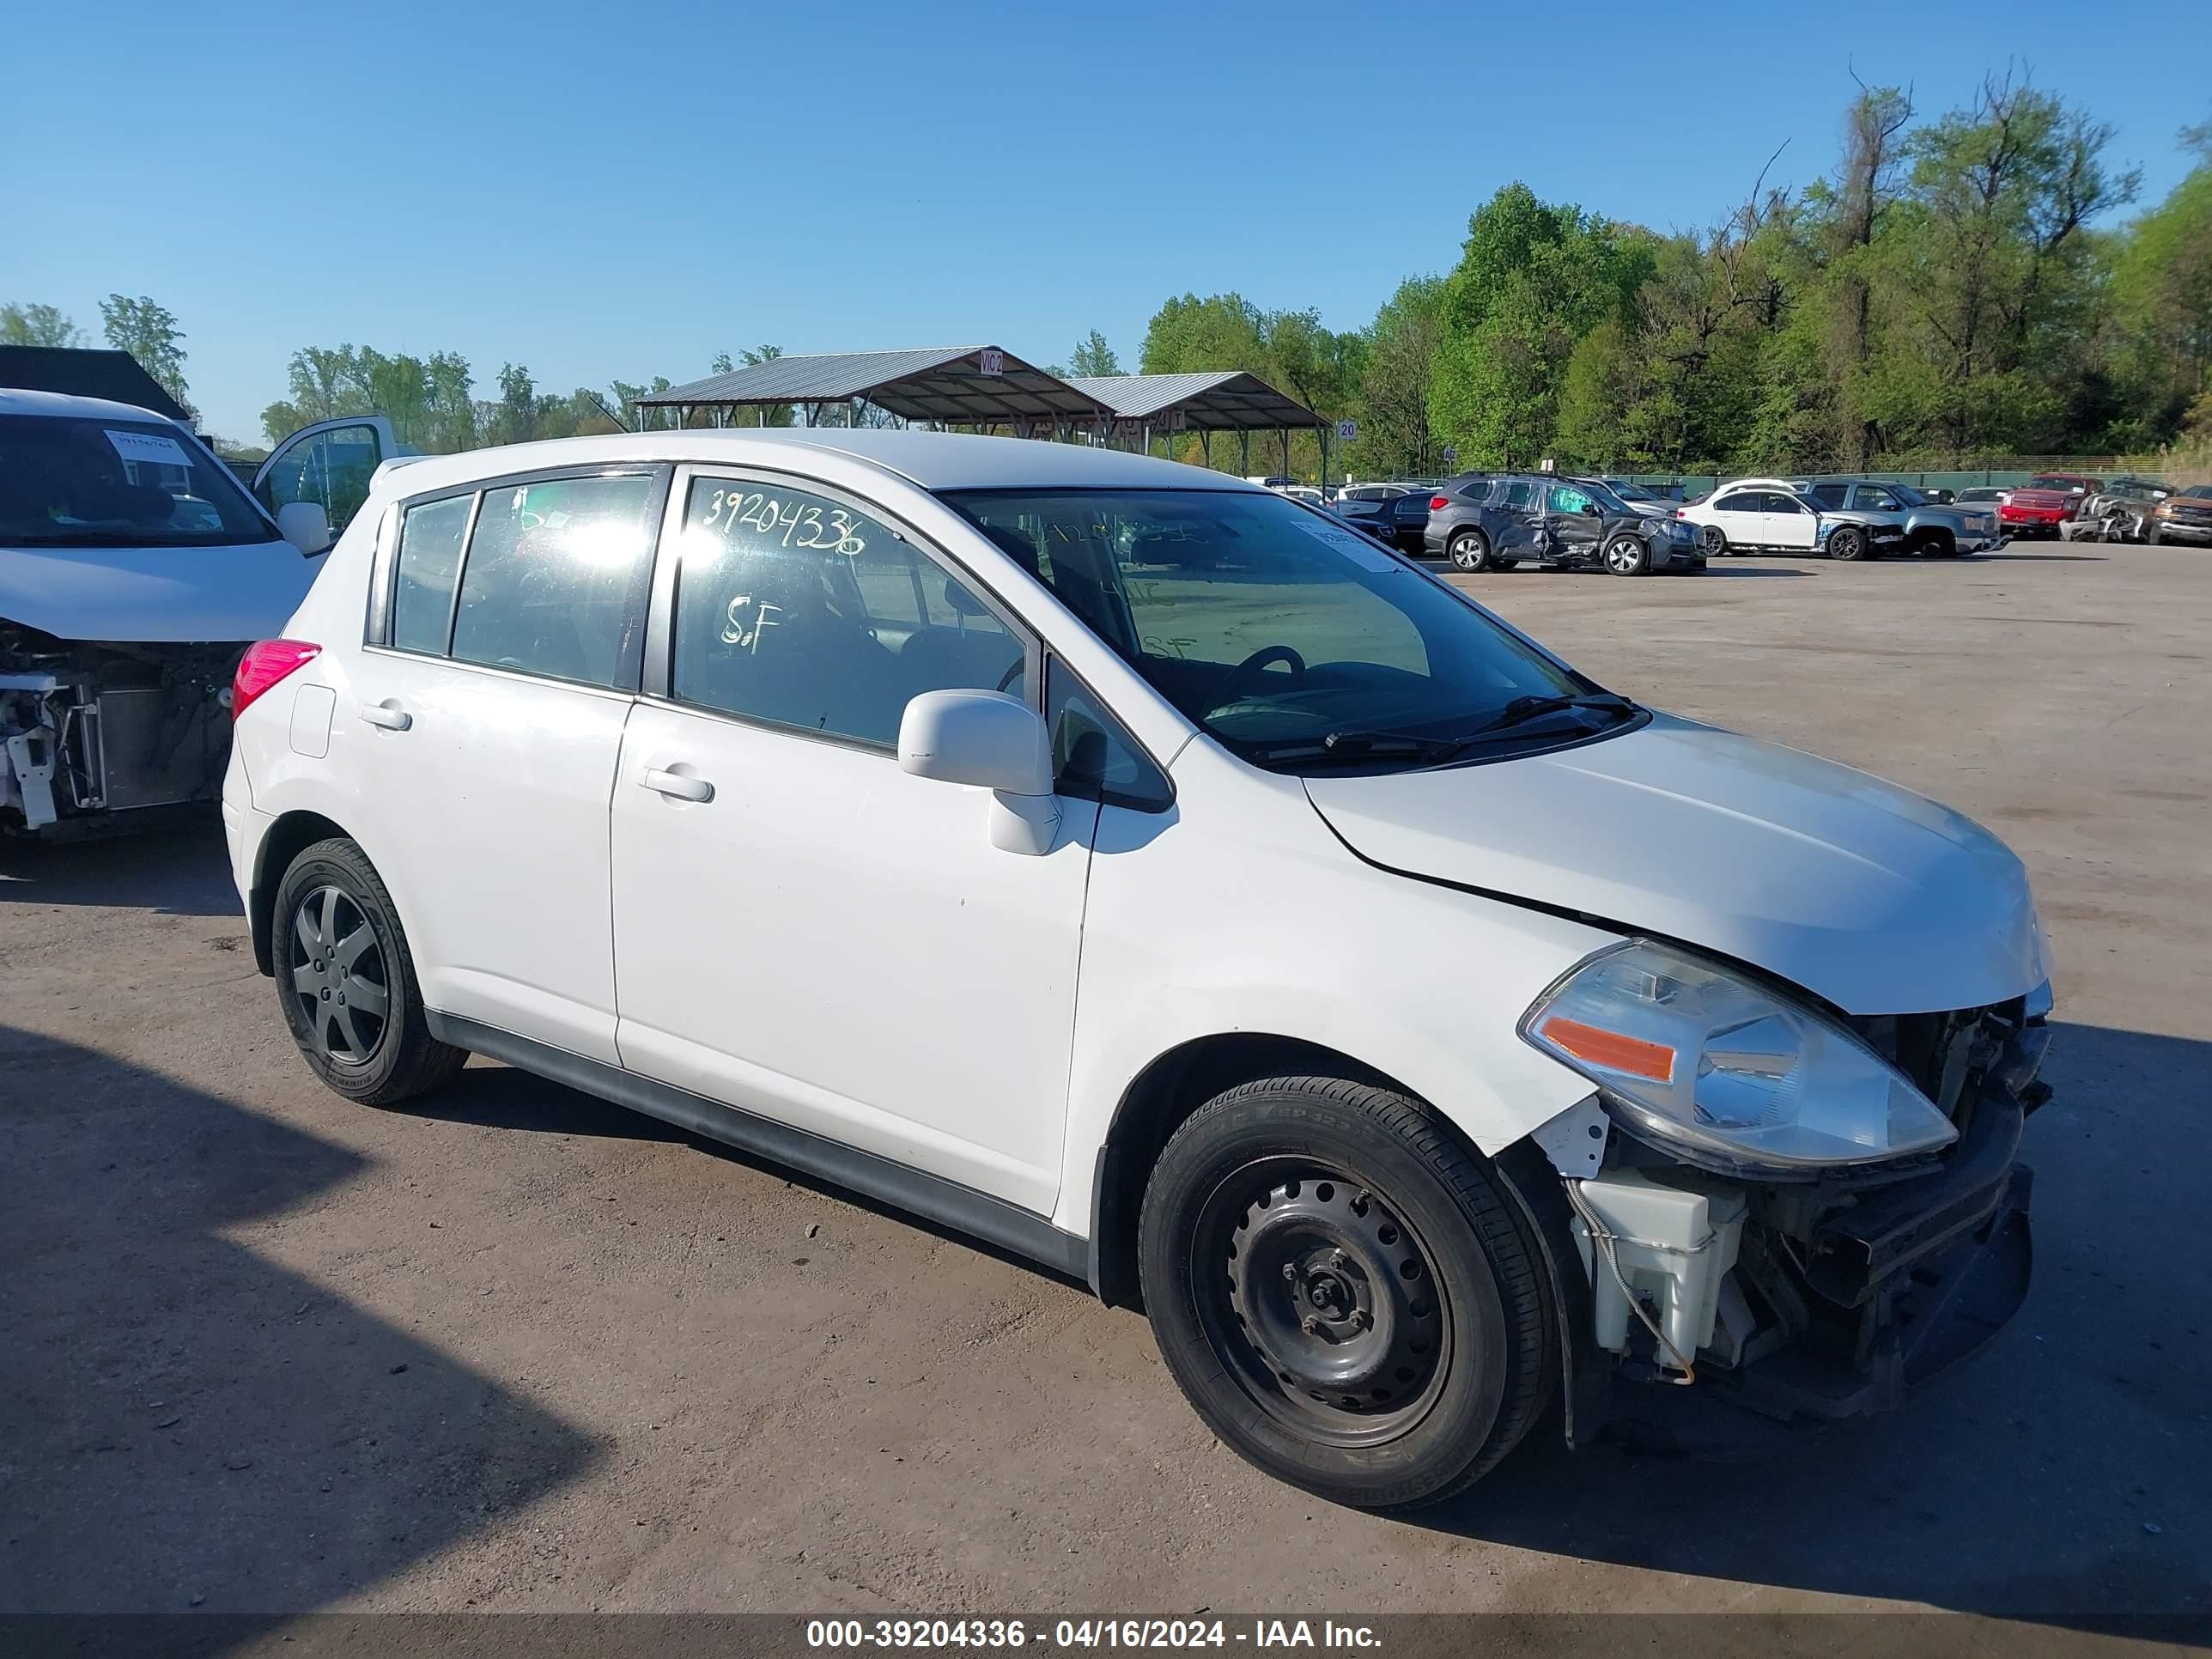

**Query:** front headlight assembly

left=1519, top=941, right=1958, bottom=1177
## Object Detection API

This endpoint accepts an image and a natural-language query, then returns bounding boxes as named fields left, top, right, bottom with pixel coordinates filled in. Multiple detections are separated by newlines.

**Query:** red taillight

left=1674, top=507, right=1686, bottom=519
left=231, top=639, right=321, bottom=720
left=1428, top=495, right=1449, bottom=510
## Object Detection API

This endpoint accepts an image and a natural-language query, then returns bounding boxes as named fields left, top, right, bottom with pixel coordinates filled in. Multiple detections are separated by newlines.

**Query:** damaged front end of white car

left=1521, top=941, right=2049, bottom=1449
left=2, top=621, right=248, bottom=839
left=1, top=393, right=327, bottom=841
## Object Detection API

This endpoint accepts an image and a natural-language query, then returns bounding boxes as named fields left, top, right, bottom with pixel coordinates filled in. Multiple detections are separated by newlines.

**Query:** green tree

left=2109, top=119, right=2212, bottom=434
left=1066, top=330, right=1122, bottom=378
left=1, top=301, right=86, bottom=347
left=1429, top=184, right=1650, bottom=467
left=99, top=295, right=191, bottom=412
left=1348, top=276, right=1445, bottom=477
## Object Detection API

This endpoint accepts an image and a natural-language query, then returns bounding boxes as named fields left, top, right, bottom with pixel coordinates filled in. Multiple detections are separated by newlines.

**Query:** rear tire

left=274, top=837, right=468, bottom=1106
left=1138, top=1076, right=1552, bottom=1510
left=1700, top=525, right=1729, bottom=557
left=1447, top=529, right=1493, bottom=572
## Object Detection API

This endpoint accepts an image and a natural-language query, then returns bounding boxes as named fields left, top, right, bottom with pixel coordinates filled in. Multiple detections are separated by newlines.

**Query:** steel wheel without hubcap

left=289, top=885, right=392, bottom=1067
left=1197, top=1159, right=1450, bottom=1447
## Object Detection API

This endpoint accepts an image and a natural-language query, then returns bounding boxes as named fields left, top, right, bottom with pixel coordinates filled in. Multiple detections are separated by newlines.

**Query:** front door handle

left=641, top=766, right=714, bottom=804
left=360, top=702, right=411, bottom=731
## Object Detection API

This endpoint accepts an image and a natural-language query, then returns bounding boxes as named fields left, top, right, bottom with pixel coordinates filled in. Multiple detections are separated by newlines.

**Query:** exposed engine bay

left=2, top=617, right=240, bottom=838
left=1546, top=991, right=2050, bottom=1440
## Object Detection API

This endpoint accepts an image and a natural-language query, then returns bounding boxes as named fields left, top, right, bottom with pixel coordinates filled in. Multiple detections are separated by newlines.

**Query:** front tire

left=1827, top=525, right=1869, bottom=562
left=1138, top=1077, right=1551, bottom=1510
left=1447, top=529, right=1493, bottom=572
left=274, top=837, right=468, bottom=1105
left=1603, top=534, right=1651, bottom=576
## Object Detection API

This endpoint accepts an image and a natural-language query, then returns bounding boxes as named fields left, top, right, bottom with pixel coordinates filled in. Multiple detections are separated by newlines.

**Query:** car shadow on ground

left=0, top=1024, right=604, bottom=1614
left=1413, top=1019, right=2212, bottom=1635
left=0, top=812, right=238, bottom=917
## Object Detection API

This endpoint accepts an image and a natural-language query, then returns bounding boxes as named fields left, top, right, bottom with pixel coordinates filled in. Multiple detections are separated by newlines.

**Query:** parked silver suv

left=1797, top=480, right=2002, bottom=557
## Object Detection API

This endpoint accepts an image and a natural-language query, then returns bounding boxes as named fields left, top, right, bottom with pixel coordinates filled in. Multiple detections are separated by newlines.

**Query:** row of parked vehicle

left=1317, top=468, right=2212, bottom=572
left=1326, top=471, right=1971, bottom=574
left=1963, top=473, right=2212, bottom=544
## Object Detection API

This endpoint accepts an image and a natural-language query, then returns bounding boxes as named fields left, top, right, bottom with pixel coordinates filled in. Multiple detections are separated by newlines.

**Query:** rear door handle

left=641, top=766, right=714, bottom=804
left=360, top=702, right=411, bottom=731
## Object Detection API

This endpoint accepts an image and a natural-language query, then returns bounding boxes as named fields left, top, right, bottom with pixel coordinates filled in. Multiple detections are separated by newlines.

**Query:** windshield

left=0, top=414, right=276, bottom=548
left=943, top=488, right=1623, bottom=770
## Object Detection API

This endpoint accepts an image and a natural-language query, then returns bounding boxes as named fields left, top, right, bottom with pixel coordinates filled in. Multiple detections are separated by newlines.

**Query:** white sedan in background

left=1676, top=478, right=1907, bottom=562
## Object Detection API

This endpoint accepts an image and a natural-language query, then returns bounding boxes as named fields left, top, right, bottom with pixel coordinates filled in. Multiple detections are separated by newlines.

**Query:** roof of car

left=361, top=428, right=1273, bottom=501
left=0, top=386, right=184, bottom=425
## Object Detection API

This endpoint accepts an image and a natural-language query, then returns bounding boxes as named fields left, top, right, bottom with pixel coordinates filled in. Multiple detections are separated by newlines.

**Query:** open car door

left=252, top=416, right=401, bottom=539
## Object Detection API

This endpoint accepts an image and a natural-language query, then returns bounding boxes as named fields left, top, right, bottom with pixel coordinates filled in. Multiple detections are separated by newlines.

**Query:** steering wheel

left=1205, top=645, right=1307, bottom=714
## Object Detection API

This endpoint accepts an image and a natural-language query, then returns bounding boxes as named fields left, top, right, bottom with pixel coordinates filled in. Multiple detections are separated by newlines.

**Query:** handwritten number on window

left=700, top=486, right=866, bottom=556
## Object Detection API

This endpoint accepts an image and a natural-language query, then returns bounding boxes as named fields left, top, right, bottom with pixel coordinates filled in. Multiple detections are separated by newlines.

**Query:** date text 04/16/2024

left=805, top=1620, right=1382, bottom=1650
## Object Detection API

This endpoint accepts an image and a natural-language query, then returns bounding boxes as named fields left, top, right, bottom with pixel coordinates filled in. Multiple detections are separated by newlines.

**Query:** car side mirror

left=898, top=690, right=1060, bottom=855
left=277, top=501, right=332, bottom=555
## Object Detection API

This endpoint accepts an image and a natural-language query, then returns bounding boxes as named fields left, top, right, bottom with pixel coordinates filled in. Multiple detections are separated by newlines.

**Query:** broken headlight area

left=2, top=618, right=240, bottom=838
left=1534, top=977, right=2051, bottom=1439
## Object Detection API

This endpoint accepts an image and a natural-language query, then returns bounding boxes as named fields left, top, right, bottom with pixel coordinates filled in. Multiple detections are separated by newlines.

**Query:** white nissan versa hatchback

left=223, top=430, right=2052, bottom=1508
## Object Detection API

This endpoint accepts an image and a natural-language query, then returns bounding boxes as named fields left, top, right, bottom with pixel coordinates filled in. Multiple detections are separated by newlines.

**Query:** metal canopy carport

left=1061, top=371, right=1327, bottom=478
left=632, top=347, right=1109, bottom=436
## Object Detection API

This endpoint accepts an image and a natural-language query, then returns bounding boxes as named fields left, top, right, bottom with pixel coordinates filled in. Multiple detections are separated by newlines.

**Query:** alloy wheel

left=1606, top=538, right=1645, bottom=574
left=289, top=885, right=392, bottom=1066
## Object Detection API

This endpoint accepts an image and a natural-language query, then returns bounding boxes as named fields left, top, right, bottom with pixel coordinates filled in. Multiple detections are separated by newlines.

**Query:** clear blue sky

left=6, top=0, right=2205, bottom=443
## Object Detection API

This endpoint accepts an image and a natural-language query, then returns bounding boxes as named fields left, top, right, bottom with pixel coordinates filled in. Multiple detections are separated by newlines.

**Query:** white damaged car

left=1, top=389, right=336, bottom=838
left=222, top=430, right=2051, bottom=1506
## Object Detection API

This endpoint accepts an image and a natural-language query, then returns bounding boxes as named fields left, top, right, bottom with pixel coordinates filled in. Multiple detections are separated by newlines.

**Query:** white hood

left=1304, top=713, right=2048, bottom=1016
left=0, top=538, right=319, bottom=644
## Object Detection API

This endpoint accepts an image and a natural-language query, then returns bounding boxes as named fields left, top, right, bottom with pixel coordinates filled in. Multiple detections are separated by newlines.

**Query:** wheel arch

left=248, top=809, right=352, bottom=975
left=1089, top=1033, right=1400, bottom=1309
left=1087, top=1031, right=1601, bottom=1447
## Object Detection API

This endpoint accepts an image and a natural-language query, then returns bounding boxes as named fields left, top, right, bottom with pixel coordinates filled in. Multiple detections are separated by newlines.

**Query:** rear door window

left=1808, top=484, right=1847, bottom=508
left=448, top=473, right=659, bottom=689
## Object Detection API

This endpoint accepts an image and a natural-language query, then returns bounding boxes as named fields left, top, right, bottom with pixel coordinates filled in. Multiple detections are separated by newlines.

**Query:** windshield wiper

left=1469, top=691, right=1638, bottom=734
left=1248, top=731, right=1471, bottom=767
left=1246, top=694, right=1639, bottom=769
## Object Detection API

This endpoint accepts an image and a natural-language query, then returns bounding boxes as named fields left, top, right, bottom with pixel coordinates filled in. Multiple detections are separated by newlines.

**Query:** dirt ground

left=4, top=541, right=2208, bottom=1642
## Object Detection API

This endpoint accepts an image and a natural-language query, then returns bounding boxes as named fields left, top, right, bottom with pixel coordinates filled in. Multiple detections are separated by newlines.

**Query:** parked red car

left=2000, top=474, right=2104, bottom=538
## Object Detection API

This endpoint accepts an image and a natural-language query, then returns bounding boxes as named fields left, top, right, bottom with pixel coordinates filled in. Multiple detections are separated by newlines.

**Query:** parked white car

left=223, top=430, right=2051, bottom=1507
left=1, top=390, right=337, bottom=838
left=1676, top=477, right=1908, bottom=560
